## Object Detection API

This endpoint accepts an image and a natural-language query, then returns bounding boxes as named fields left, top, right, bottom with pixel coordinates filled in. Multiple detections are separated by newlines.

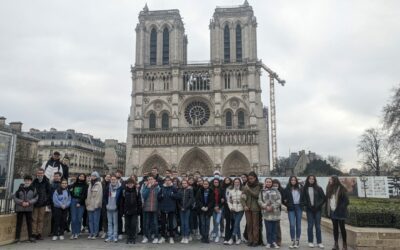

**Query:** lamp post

left=360, top=175, right=368, bottom=198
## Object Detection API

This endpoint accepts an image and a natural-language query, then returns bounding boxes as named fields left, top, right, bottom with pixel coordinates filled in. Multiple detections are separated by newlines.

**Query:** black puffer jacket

left=32, top=177, right=51, bottom=207
left=122, top=186, right=141, bottom=216
left=177, top=186, right=194, bottom=211
left=196, top=188, right=215, bottom=216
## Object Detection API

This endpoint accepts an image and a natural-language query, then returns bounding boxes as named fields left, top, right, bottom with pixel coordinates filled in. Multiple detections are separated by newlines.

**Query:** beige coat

left=86, top=181, right=103, bottom=211
left=226, top=187, right=244, bottom=212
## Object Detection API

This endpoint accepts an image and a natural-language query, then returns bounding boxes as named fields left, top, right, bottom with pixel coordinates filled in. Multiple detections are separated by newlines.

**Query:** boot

left=342, top=242, right=347, bottom=250
left=332, top=241, right=339, bottom=250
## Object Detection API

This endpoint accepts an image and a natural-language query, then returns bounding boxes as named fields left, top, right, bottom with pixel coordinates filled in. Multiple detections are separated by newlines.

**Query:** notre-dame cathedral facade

left=126, top=1, right=270, bottom=177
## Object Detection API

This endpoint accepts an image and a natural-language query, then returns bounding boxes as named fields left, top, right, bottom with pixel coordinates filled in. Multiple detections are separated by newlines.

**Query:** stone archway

left=141, top=154, right=169, bottom=175
left=178, top=147, right=214, bottom=176
left=222, top=150, right=251, bottom=176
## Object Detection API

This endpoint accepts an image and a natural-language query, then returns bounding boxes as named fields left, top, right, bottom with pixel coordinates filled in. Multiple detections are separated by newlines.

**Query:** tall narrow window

left=150, top=28, right=157, bottom=65
left=149, top=113, right=156, bottom=130
left=226, top=111, right=232, bottom=128
left=162, top=113, right=169, bottom=130
left=162, top=28, right=169, bottom=65
left=224, top=73, right=231, bottom=89
left=237, top=72, right=242, bottom=88
left=236, top=24, right=242, bottom=62
left=224, top=25, right=230, bottom=63
left=238, top=110, right=245, bottom=128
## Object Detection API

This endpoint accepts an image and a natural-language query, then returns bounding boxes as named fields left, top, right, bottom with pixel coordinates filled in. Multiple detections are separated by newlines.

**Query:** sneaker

left=158, top=237, right=165, bottom=244
left=52, top=236, right=58, bottom=241
left=236, top=239, right=241, bottom=245
left=59, top=236, right=64, bottom=240
left=272, top=242, right=280, bottom=249
left=152, top=238, right=159, bottom=244
left=196, top=234, right=202, bottom=240
left=141, top=237, right=148, bottom=243
left=188, top=235, right=193, bottom=241
left=91, top=236, right=97, bottom=240
left=169, top=238, right=174, bottom=244
left=183, top=238, right=189, bottom=244
left=266, top=243, right=271, bottom=248
left=223, top=241, right=229, bottom=245
left=105, top=238, right=111, bottom=243
left=70, top=235, right=75, bottom=240
left=215, top=236, right=220, bottom=243
left=74, top=234, right=78, bottom=239
left=180, top=238, right=185, bottom=243
left=101, top=232, right=107, bottom=239
left=88, top=235, right=93, bottom=239
left=318, top=243, right=325, bottom=249
left=309, top=242, right=315, bottom=248
left=114, top=239, right=118, bottom=243
left=294, top=240, right=299, bottom=248
left=118, top=235, right=123, bottom=240
left=289, top=240, right=296, bottom=249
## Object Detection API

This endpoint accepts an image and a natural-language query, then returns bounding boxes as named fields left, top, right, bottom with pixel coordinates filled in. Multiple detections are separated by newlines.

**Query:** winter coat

left=326, top=187, right=349, bottom=220
left=104, top=183, right=123, bottom=211
left=258, top=187, right=281, bottom=221
left=158, top=183, right=179, bottom=212
left=32, top=177, right=51, bottom=207
left=122, top=186, right=142, bottom=216
left=53, top=189, right=71, bottom=209
left=226, top=187, right=244, bottom=212
left=141, top=183, right=160, bottom=212
left=196, top=188, right=215, bottom=216
left=86, top=180, right=103, bottom=211
left=241, top=182, right=262, bottom=212
left=41, top=158, right=65, bottom=181
left=69, top=180, right=88, bottom=206
left=283, top=186, right=304, bottom=211
left=13, top=184, right=38, bottom=212
left=177, top=186, right=195, bottom=211
left=211, top=187, right=224, bottom=209
left=302, top=185, right=326, bottom=212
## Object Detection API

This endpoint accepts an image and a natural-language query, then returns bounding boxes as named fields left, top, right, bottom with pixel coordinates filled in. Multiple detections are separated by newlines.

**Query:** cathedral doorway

left=178, top=147, right=214, bottom=176
left=141, top=154, right=169, bottom=175
left=222, top=150, right=251, bottom=176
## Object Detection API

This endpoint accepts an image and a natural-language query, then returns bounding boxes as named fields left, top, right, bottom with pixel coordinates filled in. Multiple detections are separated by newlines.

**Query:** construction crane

left=260, top=63, right=285, bottom=172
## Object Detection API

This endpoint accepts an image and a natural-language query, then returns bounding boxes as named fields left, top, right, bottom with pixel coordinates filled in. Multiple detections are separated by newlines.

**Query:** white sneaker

left=113, top=239, right=118, bottom=243
left=266, top=243, right=271, bottom=248
left=228, top=239, right=234, bottom=245
left=318, top=243, right=325, bottom=249
left=289, top=240, right=295, bottom=249
left=188, top=235, right=193, bottom=241
left=294, top=240, right=299, bottom=248
left=87, top=235, right=92, bottom=239
left=74, top=234, right=78, bottom=239
left=70, top=235, right=75, bottom=240
left=180, top=238, right=185, bottom=243
left=101, top=232, right=106, bottom=239
left=272, top=242, right=280, bottom=249
left=104, top=238, right=111, bottom=243
left=183, top=238, right=189, bottom=244
left=169, top=238, right=174, bottom=244
left=59, top=235, right=64, bottom=240
left=223, top=241, right=229, bottom=245
left=52, top=236, right=58, bottom=241
left=309, top=242, right=315, bottom=248
left=141, top=237, right=148, bottom=243
left=118, top=234, right=123, bottom=240
left=215, top=236, right=220, bottom=243
left=91, top=236, right=97, bottom=240
left=152, top=238, right=159, bottom=244
left=158, top=237, right=165, bottom=244
left=236, top=239, right=241, bottom=245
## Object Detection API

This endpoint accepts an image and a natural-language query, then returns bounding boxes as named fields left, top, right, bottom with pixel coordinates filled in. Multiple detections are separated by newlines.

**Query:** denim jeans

left=70, top=198, right=85, bottom=235
left=306, top=209, right=322, bottom=244
left=88, top=208, right=101, bottom=236
left=107, top=210, right=118, bottom=240
left=212, top=208, right=223, bottom=237
left=180, top=209, right=191, bottom=237
left=264, top=220, right=277, bottom=244
left=144, top=211, right=159, bottom=239
left=288, top=204, right=302, bottom=240
left=199, top=213, right=211, bottom=239
left=232, top=211, right=244, bottom=239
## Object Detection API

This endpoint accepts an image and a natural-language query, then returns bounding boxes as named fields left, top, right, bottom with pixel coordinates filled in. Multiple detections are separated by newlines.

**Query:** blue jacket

left=142, top=183, right=160, bottom=212
left=158, top=183, right=179, bottom=213
left=53, top=189, right=71, bottom=209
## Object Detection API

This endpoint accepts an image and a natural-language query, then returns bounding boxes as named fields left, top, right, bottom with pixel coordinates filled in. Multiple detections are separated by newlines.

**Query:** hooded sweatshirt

left=106, top=182, right=122, bottom=211
left=53, top=187, right=71, bottom=209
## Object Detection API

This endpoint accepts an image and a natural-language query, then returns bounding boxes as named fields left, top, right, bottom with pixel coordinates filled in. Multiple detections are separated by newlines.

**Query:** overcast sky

left=1, top=0, right=399, bottom=170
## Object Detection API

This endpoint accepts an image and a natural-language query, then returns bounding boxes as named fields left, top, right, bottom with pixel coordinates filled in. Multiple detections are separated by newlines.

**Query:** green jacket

left=241, top=182, right=261, bottom=212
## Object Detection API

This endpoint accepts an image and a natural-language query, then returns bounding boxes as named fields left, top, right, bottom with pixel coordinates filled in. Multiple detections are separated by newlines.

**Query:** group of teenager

left=12, top=151, right=349, bottom=250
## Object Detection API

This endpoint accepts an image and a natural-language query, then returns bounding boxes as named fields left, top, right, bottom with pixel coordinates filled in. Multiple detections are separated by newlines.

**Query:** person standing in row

left=272, top=179, right=284, bottom=247
left=226, top=177, right=244, bottom=245
left=86, top=171, right=103, bottom=239
left=303, top=175, right=326, bottom=249
left=13, top=175, right=38, bottom=243
left=210, top=178, right=224, bottom=243
left=104, top=175, right=122, bottom=243
left=178, top=179, right=194, bottom=244
left=283, top=176, right=303, bottom=249
left=259, top=178, right=281, bottom=249
left=241, top=171, right=261, bottom=247
left=31, top=169, right=51, bottom=241
left=196, top=180, right=214, bottom=243
left=69, top=173, right=88, bottom=239
left=52, top=179, right=71, bottom=241
left=326, top=175, right=349, bottom=250
left=100, top=174, right=111, bottom=238
left=141, top=175, right=161, bottom=244
left=222, top=177, right=233, bottom=245
left=123, top=178, right=141, bottom=244
left=158, top=176, right=179, bottom=244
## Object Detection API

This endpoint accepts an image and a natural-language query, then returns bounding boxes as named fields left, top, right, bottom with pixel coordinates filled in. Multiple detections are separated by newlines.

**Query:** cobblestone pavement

left=3, top=213, right=352, bottom=250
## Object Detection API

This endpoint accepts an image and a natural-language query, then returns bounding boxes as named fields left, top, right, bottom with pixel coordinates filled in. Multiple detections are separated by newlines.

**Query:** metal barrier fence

left=0, top=198, right=15, bottom=215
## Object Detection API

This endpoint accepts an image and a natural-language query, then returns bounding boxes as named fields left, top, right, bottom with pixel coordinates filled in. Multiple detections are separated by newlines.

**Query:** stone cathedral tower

left=126, top=1, right=270, bottom=176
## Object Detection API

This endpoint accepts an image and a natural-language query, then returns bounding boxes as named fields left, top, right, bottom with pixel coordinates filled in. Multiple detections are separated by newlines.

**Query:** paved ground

left=3, top=213, right=352, bottom=250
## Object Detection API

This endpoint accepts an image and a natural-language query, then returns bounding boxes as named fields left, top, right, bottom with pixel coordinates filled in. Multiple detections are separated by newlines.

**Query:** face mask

left=37, top=176, right=43, bottom=182
left=214, top=175, right=220, bottom=179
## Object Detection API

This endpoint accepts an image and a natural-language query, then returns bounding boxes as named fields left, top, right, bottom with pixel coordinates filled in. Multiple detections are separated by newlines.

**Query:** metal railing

left=0, top=198, right=15, bottom=215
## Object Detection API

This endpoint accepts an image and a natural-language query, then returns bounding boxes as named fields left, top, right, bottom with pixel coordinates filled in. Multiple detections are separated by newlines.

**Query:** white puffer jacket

left=226, top=187, right=244, bottom=212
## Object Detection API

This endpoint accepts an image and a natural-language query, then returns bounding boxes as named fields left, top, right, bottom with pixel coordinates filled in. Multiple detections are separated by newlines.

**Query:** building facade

left=126, top=1, right=270, bottom=176
left=29, top=128, right=107, bottom=175
left=104, top=139, right=126, bottom=174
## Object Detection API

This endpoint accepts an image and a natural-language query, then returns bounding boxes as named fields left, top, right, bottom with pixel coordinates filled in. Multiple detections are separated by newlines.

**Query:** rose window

left=184, top=101, right=210, bottom=126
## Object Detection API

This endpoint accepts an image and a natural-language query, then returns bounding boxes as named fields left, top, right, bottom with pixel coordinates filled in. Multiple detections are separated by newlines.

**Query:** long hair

left=286, top=176, right=300, bottom=190
left=222, top=177, right=232, bottom=189
left=231, top=177, right=243, bottom=190
left=326, top=175, right=346, bottom=198
left=304, top=175, right=319, bottom=189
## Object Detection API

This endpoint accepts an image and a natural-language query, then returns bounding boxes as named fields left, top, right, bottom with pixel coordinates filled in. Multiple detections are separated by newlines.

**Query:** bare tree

left=357, top=128, right=386, bottom=176
left=383, top=84, right=400, bottom=163
left=326, top=155, right=343, bottom=170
